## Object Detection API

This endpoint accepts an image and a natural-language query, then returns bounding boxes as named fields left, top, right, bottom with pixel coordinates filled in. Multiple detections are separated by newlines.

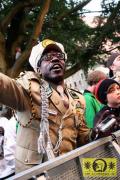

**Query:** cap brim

left=43, top=44, right=62, bottom=55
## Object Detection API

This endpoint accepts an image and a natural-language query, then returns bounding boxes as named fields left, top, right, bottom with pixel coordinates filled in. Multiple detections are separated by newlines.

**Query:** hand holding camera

left=91, top=114, right=118, bottom=140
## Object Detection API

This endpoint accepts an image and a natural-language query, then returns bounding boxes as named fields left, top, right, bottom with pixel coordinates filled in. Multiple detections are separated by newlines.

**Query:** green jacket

left=83, top=90, right=103, bottom=128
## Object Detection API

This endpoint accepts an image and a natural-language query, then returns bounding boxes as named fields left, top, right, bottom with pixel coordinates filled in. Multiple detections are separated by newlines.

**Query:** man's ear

left=37, top=67, right=41, bottom=74
left=110, top=64, right=115, bottom=71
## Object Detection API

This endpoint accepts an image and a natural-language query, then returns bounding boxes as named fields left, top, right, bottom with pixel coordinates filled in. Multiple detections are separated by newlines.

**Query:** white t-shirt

left=0, top=116, right=16, bottom=178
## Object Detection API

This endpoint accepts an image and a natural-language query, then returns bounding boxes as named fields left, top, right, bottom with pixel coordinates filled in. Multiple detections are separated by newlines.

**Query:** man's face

left=107, top=84, right=120, bottom=107
left=38, top=50, right=66, bottom=84
left=111, top=55, right=120, bottom=71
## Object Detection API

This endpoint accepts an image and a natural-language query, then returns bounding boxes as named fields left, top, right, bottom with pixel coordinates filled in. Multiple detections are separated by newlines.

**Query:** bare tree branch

left=1, top=0, right=40, bottom=32
left=0, top=32, right=6, bottom=73
left=9, top=0, right=52, bottom=77
left=29, top=0, right=51, bottom=46
left=56, top=0, right=92, bottom=21
left=65, top=1, right=120, bottom=78
left=102, top=45, right=120, bottom=53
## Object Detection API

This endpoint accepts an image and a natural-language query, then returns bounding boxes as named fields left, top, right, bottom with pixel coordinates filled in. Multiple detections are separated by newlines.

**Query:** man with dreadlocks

left=0, top=39, right=90, bottom=173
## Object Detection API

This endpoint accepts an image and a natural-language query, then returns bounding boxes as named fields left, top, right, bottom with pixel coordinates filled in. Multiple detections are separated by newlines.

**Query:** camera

left=96, top=116, right=116, bottom=133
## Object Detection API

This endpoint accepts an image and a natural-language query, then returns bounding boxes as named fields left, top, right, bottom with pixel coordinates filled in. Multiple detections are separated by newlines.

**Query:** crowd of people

left=0, top=39, right=120, bottom=179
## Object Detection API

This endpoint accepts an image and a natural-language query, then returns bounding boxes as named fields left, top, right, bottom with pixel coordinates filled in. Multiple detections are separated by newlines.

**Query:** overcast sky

left=84, top=0, right=119, bottom=16
left=86, top=0, right=101, bottom=13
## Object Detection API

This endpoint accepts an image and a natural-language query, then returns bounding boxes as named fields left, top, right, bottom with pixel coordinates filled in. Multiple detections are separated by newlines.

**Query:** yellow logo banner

left=81, top=158, right=117, bottom=177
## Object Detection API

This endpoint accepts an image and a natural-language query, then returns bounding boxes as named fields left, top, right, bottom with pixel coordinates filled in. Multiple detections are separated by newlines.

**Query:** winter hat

left=107, top=53, right=120, bottom=68
left=95, top=79, right=119, bottom=105
left=29, top=39, right=67, bottom=72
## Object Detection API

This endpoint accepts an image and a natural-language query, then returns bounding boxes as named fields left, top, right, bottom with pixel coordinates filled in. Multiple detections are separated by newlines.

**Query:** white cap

left=29, top=39, right=67, bottom=72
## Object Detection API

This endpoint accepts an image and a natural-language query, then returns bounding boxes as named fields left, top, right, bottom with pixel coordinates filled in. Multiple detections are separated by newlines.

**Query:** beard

left=44, top=74, right=64, bottom=85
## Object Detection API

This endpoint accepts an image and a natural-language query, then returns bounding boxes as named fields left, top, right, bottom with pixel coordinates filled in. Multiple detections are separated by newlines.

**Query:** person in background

left=0, top=127, right=4, bottom=159
left=0, top=39, right=91, bottom=173
left=0, top=106, right=16, bottom=179
left=15, top=47, right=21, bottom=60
left=107, top=53, right=120, bottom=82
left=93, top=78, right=120, bottom=139
left=83, top=70, right=107, bottom=128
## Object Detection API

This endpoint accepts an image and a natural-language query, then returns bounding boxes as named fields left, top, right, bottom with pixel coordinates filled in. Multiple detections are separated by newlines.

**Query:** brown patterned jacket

left=0, top=71, right=90, bottom=172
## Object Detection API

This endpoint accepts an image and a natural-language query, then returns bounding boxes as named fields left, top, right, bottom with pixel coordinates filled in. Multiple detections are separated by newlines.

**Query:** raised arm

left=0, top=73, right=29, bottom=111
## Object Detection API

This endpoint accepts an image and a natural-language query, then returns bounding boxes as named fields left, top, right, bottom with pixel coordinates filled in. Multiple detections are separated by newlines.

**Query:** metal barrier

left=9, top=130, right=120, bottom=180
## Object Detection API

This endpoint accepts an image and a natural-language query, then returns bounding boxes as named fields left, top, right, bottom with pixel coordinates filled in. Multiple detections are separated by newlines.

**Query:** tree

left=0, top=0, right=120, bottom=78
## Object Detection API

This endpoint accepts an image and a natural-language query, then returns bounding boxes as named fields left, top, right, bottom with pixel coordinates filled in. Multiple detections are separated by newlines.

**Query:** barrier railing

left=9, top=130, right=120, bottom=180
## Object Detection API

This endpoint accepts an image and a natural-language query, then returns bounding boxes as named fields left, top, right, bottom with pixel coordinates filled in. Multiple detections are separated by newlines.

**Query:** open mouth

left=51, top=64, right=63, bottom=71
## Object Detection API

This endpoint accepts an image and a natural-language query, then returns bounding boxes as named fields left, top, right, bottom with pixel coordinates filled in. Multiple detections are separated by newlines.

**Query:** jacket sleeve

left=84, top=95, right=96, bottom=128
left=84, top=94, right=102, bottom=128
left=0, top=72, right=30, bottom=111
left=73, top=92, right=90, bottom=146
left=77, top=115, right=90, bottom=146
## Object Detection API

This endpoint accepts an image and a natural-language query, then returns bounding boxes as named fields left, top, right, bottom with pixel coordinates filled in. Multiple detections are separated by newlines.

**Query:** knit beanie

left=107, top=53, right=120, bottom=68
left=95, top=79, right=119, bottom=105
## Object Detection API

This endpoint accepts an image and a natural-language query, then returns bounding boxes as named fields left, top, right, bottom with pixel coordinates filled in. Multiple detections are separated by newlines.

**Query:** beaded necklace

left=13, top=77, right=63, bottom=159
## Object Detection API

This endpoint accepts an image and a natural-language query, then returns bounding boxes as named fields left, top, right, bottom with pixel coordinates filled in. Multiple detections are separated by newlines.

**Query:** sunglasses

left=40, top=52, right=65, bottom=62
